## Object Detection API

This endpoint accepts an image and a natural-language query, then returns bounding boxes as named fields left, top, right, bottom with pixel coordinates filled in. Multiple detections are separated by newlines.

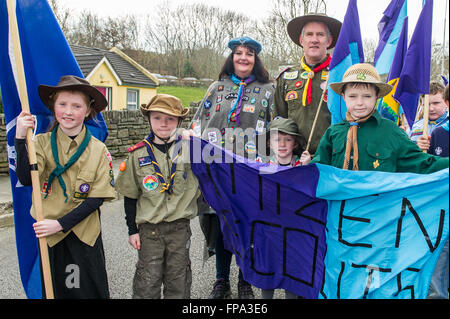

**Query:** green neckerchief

left=45, top=125, right=92, bottom=202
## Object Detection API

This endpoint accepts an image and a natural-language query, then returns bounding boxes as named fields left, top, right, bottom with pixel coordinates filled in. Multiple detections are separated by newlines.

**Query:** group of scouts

left=14, top=12, right=449, bottom=299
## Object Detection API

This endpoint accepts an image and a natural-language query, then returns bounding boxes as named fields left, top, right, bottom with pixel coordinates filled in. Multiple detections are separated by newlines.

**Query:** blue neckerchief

left=228, top=74, right=256, bottom=125
left=142, top=132, right=182, bottom=195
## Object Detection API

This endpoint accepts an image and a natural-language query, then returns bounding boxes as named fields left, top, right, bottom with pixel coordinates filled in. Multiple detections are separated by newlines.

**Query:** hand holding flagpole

left=6, top=0, right=54, bottom=299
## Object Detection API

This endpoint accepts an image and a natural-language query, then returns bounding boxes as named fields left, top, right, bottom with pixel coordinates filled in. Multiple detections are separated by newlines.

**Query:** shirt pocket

left=173, top=162, right=190, bottom=194
left=366, top=143, right=394, bottom=171
left=331, top=141, right=345, bottom=163
left=73, top=170, right=96, bottom=202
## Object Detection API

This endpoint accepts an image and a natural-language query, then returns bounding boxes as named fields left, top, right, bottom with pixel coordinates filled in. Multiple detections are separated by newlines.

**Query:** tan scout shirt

left=32, top=126, right=116, bottom=247
left=115, top=139, right=199, bottom=225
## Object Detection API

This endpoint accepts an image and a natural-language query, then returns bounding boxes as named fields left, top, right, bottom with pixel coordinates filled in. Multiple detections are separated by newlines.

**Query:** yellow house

left=70, top=45, right=158, bottom=110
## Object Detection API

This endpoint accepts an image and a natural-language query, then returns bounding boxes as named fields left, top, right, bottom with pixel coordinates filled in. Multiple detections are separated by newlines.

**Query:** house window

left=127, top=89, right=139, bottom=110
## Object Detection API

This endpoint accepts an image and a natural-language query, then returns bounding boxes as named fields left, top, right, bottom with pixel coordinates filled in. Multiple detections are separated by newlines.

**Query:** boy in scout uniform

left=274, top=13, right=342, bottom=155
left=115, top=94, right=199, bottom=299
left=15, top=75, right=116, bottom=298
left=311, top=63, right=449, bottom=173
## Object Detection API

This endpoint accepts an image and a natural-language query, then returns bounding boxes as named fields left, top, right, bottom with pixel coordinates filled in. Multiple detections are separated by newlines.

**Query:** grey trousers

left=133, top=219, right=192, bottom=299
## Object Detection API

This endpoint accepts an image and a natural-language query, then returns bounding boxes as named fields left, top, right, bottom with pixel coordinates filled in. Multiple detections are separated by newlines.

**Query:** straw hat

left=140, top=94, right=189, bottom=118
left=329, top=63, right=393, bottom=98
left=287, top=13, right=342, bottom=49
left=38, top=75, right=108, bottom=113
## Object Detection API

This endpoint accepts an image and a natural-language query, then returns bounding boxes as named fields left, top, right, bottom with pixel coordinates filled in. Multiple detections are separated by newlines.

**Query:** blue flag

left=327, top=0, right=365, bottom=124
left=393, top=0, right=433, bottom=129
left=0, top=0, right=108, bottom=299
left=377, top=17, right=408, bottom=124
left=191, top=138, right=449, bottom=298
left=374, top=0, right=408, bottom=75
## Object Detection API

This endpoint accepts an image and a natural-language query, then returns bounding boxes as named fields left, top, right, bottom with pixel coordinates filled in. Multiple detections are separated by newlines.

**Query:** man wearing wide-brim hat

left=273, top=13, right=342, bottom=155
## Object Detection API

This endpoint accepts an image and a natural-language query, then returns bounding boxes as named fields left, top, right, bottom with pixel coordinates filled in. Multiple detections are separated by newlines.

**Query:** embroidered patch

left=261, top=99, right=268, bottom=107
left=119, top=161, right=127, bottom=172
left=138, top=156, right=152, bottom=167
left=283, top=71, right=299, bottom=80
left=74, top=192, right=88, bottom=199
left=216, top=104, right=221, bottom=112
left=204, top=100, right=212, bottom=109
left=265, top=91, right=272, bottom=99
left=321, top=70, right=329, bottom=80
left=300, top=71, right=309, bottom=79
left=255, top=119, right=265, bottom=133
left=253, top=87, right=261, bottom=93
left=106, top=152, right=112, bottom=162
left=245, top=141, right=256, bottom=154
left=250, top=97, right=257, bottom=104
left=208, top=131, right=218, bottom=143
left=41, top=182, right=51, bottom=195
left=143, top=175, right=159, bottom=191
left=79, top=183, right=91, bottom=193
left=243, top=104, right=255, bottom=113
left=294, top=81, right=303, bottom=88
left=373, top=159, right=380, bottom=169
left=216, top=95, right=223, bottom=103
left=357, top=73, right=366, bottom=81
left=285, top=90, right=299, bottom=101
left=218, top=85, right=224, bottom=91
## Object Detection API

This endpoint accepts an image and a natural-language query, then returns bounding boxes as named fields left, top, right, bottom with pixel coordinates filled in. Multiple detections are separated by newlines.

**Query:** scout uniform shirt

left=191, top=77, right=275, bottom=157
left=311, top=111, right=449, bottom=173
left=115, top=138, right=199, bottom=225
left=32, top=125, right=116, bottom=247
left=273, top=58, right=331, bottom=155
left=409, top=112, right=449, bottom=142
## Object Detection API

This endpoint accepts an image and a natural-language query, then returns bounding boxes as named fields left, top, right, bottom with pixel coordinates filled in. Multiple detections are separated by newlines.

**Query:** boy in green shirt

left=311, top=63, right=448, bottom=173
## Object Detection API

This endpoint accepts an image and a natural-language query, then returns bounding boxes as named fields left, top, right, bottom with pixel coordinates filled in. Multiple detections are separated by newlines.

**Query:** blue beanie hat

left=227, top=36, right=262, bottom=54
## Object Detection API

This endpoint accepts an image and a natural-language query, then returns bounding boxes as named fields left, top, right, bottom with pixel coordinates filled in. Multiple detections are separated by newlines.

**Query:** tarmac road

left=0, top=197, right=274, bottom=299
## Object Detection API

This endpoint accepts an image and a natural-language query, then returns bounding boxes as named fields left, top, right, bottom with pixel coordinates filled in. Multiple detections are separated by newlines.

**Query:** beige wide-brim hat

left=140, top=94, right=189, bottom=118
left=329, top=63, right=393, bottom=98
left=38, top=75, right=108, bottom=114
left=287, top=13, right=342, bottom=49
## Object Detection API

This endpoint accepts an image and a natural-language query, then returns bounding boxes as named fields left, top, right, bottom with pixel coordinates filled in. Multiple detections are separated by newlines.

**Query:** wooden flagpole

left=6, top=0, right=54, bottom=299
left=421, top=94, right=430, bottom=153
left=306, top=78, right=328, bottom=153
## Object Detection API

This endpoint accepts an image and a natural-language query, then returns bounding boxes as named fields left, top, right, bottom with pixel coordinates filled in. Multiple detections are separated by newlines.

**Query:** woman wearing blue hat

left=191, top=36, right=274, bottom=299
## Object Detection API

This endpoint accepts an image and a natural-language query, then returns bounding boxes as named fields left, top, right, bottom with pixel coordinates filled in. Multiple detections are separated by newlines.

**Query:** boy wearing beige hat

left=311, top=63, right=448, bottom=173
left=115, top=94, right=199, bottom=299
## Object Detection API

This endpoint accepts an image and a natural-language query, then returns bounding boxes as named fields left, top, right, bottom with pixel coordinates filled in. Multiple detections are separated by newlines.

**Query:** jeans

left=427, top=238, right=449, bottom=299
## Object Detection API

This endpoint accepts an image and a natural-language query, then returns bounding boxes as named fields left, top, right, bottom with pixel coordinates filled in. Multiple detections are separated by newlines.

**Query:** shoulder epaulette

left=127, top=140, right=146, bottom=152
left=275, top=66, right=292, bottom=81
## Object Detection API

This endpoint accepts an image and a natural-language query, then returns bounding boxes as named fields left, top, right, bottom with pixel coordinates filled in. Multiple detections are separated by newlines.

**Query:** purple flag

left=393, top=0, right=433, bottom=129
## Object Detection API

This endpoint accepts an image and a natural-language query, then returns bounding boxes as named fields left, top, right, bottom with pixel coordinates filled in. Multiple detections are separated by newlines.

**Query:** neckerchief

left=268, top=155, right=302, bottom=167
left=300, top=54, right=331, bottom=106
left=46, top=125, right=92, bottom=202
left=143, top=132, right=182, bottom=195
left=343, top=108, right=376, bottom=171
left=228, top=74, right=256, bottom=125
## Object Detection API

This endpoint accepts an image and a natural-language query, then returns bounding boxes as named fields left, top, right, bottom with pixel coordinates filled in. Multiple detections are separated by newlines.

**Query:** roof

left=70, top=45, right=158, bottom=88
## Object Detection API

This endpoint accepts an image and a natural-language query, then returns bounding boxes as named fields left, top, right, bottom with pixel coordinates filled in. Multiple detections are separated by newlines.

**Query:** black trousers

left=40, top=231, right=109, bottom=299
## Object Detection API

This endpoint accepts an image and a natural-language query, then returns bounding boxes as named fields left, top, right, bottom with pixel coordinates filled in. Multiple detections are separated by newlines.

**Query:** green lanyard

left=45, top=125, right=92, bottom=202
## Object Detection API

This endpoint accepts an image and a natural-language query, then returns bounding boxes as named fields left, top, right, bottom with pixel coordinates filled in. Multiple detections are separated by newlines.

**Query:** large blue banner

left=191, top=138, right=449, bottom=299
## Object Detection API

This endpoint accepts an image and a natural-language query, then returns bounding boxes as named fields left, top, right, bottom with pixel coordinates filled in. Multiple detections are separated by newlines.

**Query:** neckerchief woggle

left=300, top=54, right=331, bottom=106
left=142, top=132, right=182, bottom=194
left=228, top=74, right=256, bottom=125
left=46, top=124, right=92, bottom=202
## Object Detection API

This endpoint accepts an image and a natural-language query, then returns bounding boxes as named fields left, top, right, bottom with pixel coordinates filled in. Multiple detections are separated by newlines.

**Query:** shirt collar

left=58, top=125, right=87, bottom=155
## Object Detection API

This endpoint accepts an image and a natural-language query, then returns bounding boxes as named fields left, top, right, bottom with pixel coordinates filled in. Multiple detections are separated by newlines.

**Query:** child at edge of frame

left=14, top=75, right=116, bottom=299
left=114, top=93, right=200, bottom=299
left=311, top=62, right=449, bottom=174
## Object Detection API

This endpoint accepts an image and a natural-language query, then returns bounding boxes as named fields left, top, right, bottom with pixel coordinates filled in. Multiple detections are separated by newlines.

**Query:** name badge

left=138, top=156, right=152, bottom=167
left=283, top=71, right=299, bottom=80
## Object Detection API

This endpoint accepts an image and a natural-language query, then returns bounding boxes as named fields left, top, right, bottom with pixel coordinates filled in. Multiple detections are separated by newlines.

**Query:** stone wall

left=0, top=102, right=200, bottom=173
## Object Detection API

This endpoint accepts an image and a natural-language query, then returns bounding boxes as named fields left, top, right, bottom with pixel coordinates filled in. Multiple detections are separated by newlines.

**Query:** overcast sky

left=57, top=0, right=449, bottom=43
